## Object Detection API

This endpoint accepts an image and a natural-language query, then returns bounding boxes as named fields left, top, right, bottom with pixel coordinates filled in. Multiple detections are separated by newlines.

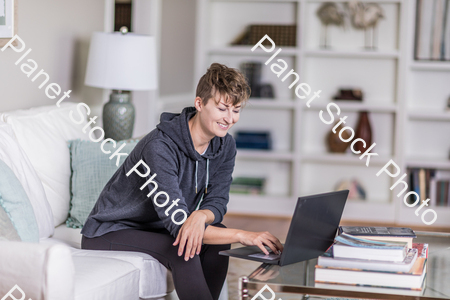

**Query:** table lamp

left=84, top=27, right=158, bottom=141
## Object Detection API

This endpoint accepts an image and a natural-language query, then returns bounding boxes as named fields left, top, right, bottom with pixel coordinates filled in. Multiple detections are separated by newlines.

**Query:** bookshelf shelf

left=306, top=102, right=398, bottom=113
left=302, top=153, right=392, bottom=166
left=208, top=46, right=300, bottom=56
left=236, top=149, right=295, bottom=161
left=410, top=62, right=450, bottom=72
left=304, top=49, right=400, bottom=59
left=246, top=99, right=296, bottom=110
left=406, top=158, right=450, bottom=170
left=408, top=110, right=450, bottom=122
left=307, top=0, right=401, bottom=3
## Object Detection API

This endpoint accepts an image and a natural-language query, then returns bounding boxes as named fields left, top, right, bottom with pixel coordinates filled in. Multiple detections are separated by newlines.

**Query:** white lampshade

left=85, top=31, right=158, bottom=91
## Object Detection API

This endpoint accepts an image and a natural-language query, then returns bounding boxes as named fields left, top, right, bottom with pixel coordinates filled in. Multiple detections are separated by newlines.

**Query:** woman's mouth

left=217, top=122, right=229, bottom=130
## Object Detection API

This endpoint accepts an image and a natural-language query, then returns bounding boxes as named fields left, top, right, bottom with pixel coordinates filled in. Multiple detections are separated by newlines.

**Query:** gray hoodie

left=81, top=106, right=237, bottom=238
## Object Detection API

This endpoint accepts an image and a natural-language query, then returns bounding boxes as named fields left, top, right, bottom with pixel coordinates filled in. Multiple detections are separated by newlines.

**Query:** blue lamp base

left=103, top=90, right=135, bottom=141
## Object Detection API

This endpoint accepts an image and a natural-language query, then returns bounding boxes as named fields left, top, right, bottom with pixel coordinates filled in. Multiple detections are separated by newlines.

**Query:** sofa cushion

left=71, top=248, right=171, bottom=299
left=41, top=232, right=174, bottom=299
left=67, top=139, right=139, bottom=228
left=0, top=240, right=75, bottom=300
left=0, top=122, right=54, bottom=238
left=0, top=159, right=39, bottom=242
left=0, top=103, right=92, bottom=226
left=0, top=202, right=21, bottom=241
left=72, top=256, right=139, bottom=300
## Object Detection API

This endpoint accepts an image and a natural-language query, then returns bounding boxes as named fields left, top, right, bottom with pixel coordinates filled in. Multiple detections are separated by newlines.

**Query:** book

left=314, top=277, right=426, bottom=296
left=315, top=244, right=428, bottom=289
left=419, top=168, right=426, bottom=201
left=318, top=247, right=418, bottom=273
left=416, top=0, right=434, bottom=60
left=333, top=233, right=408, bottom=262
left=431, top=0, right=446, bottom=60
left=339, top=226, right=416, bottom=248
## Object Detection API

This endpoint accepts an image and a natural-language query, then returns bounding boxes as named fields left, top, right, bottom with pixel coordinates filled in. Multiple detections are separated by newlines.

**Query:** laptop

left=219, top=190, right=349, bottom=266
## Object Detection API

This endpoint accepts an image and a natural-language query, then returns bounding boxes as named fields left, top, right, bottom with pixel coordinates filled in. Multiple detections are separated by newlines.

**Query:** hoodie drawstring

left=205, top=159, right=209, bottom=194
left=195, top=159, right=210, bottom=194
left=195, top=158, right=210, bottom=211
left=195, top=161, right=198, bottom=194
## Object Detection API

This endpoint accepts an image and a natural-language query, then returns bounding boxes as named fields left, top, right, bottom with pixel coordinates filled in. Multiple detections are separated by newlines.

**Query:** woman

left=80, top=63, right=283, bottom=300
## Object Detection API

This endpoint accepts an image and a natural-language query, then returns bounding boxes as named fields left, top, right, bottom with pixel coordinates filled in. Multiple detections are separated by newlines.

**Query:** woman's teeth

left=217, top=122, right=228, bottom=129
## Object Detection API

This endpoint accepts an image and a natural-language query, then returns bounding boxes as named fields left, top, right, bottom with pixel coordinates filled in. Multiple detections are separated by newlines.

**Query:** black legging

left=81, top=223, right=231, bottom=300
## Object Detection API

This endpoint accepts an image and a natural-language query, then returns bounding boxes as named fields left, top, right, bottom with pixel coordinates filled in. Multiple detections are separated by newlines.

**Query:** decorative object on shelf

left=346, top=1, right=384, bottom=49
left=84, top=26, right=158, bottom=141
left=353, top=111, right=373, bottom=154
left=333, top=88, right=363, bottom=101
left=235, top=131, right=272, bottom=150
left=415, top=0, right=450, bottom=61
left=335, top=179, right=366, bottom=200
left=316, top=2, right=346, bottom=48
left=230, top=177, right=266, bottom=195
left=231, top=24, right=297, bottom=47
left=327, top=122, right=351, bottom=153
left=240, top=62, right=275, bottom=98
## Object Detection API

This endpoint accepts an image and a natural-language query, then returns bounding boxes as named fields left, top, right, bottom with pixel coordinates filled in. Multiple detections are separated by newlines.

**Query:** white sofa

left=0, top=103, right=228, bottom=300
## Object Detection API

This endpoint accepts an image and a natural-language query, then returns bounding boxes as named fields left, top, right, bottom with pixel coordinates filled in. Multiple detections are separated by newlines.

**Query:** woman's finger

left=196, top=235, right=202, bottom=255
left=173, top=230, right=181, bottom=246
left=255, top=240, right=269, bottom=255
left=184, top=236, right=194, bottom=261
left=261, top=238, right=278, bottom=254
left=178, top=232, right=187, bottom=257
left=265, top=234, right=284, bottom=252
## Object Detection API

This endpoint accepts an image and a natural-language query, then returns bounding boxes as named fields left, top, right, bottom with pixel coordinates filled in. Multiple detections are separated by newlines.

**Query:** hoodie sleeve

left=199, top=140, right=237, bottom=224
left=140, top=138, right=189, bottom=237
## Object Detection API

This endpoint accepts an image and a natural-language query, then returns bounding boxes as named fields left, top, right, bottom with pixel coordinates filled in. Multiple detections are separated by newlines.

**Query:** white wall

left=0, top=0, right=105, bottom=116
left=159, top=0, right=197, bottom=97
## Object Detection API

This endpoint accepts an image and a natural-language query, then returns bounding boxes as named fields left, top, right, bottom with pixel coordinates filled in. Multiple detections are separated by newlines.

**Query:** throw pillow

left=0, top=121, right=54, bottom=239
left=0, top=103, right=92, bottom=226
left=67, top=139, right=139, bottom=228
left=0, top=159, right=39, bottom=242
left=0, top=197, right=21, bottom=241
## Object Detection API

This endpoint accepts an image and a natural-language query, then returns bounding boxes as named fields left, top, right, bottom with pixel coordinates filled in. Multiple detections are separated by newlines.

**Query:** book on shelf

left=338, top=226, right=416, bottom=248
left=318, top=247, right=418, bottom=273
left=408, top=168, right=450, bottom=207
left=415, top=0, right=450, bottom=61
left=315, top=243, right=428, bottom=290
left=230, top=177, right=265, bottom=195
left=333, top=233, right=408, bottom=262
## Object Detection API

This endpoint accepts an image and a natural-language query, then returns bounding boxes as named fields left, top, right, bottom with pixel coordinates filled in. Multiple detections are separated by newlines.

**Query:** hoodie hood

left=156, top=106, right=226, bottom=161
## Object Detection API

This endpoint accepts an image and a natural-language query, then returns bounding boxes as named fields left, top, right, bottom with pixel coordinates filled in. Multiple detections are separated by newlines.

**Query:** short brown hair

left=196, top=63, right=250, bottom=107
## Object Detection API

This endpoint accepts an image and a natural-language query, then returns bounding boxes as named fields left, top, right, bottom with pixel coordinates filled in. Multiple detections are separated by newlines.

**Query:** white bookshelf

left=193, top=0, right=450, bottom=228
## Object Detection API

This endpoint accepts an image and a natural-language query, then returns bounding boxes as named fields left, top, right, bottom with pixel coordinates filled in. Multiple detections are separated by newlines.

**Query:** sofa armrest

left=0, top=240, right=75, bottom=300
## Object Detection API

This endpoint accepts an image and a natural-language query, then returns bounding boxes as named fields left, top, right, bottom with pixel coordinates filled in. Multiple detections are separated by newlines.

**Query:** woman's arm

left=202, top=226, right=284, bottom=255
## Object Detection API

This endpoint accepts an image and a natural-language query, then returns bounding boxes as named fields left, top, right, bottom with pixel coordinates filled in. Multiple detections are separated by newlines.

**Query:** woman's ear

left=194, top=97, right=203, bottom=111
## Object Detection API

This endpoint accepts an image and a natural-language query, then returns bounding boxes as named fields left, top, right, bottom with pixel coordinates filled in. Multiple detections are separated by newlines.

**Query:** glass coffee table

left=239, top=231, right=450, bottom=300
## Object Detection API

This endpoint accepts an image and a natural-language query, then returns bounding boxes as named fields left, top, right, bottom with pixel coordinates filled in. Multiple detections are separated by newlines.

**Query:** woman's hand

left=236, top=230, right=284, bottom=255
left=173, top=210, right=208, bottom=261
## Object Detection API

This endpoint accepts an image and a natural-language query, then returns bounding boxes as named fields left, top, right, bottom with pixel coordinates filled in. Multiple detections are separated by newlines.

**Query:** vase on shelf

left=353, top=111, right=373, bottom=153
left=327, top=122, right=351, bottom=153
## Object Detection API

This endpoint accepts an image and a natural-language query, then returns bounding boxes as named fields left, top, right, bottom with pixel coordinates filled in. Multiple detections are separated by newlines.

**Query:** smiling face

left=195, top=93, right=241, bottom=138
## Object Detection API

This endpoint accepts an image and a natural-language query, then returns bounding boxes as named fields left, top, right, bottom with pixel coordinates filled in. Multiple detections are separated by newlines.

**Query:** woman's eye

left=233, top=110, right=240, bottom=114
left=218, top=108, right=226, bottom=112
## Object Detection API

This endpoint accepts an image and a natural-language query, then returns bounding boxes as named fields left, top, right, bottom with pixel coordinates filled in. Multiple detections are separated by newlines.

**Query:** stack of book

left=315, top=226, right=428, bottom=296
